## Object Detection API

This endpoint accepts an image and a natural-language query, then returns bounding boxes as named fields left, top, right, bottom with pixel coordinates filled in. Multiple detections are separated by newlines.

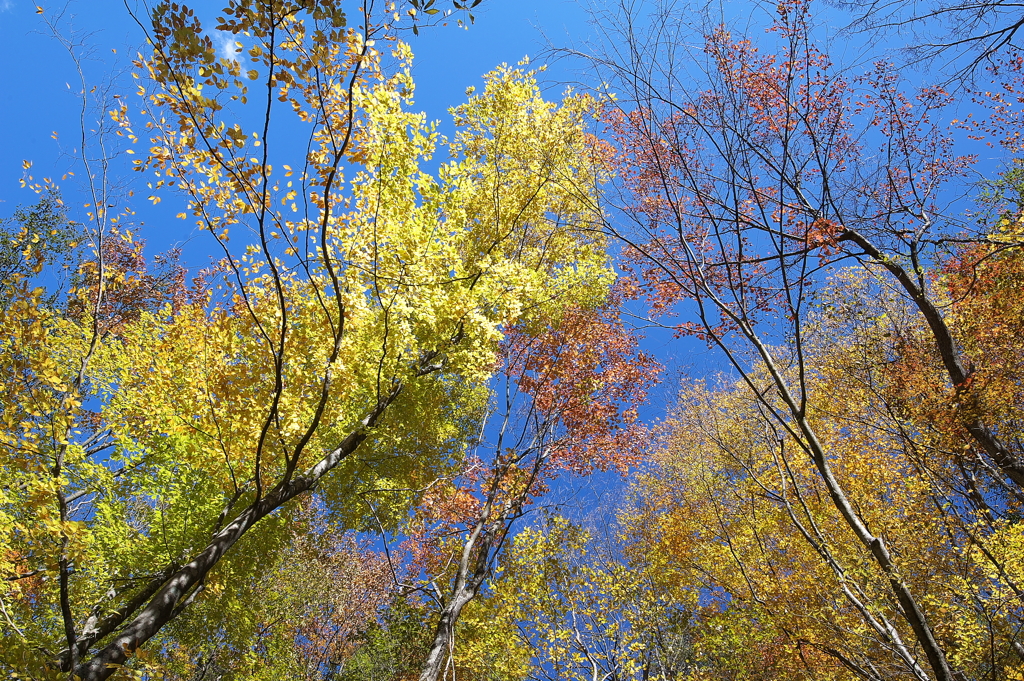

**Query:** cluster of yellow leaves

left=450, top=514, right=691, bottom=681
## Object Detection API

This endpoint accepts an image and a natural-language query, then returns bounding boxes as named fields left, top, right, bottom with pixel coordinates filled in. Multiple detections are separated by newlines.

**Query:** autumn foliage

left=5, top=1, right=1024, bottom=680
left=571, top=1, right=1024, bottom=680
left=0, top=2, right=644, bottom=680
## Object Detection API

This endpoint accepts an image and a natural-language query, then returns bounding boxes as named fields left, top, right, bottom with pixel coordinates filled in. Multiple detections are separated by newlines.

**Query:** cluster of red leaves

left=403, top=297, right=660, bottom=578
left=600, top=6, right=859, bottom=333
left=501, top=300, right=660, bottom=474
left=963, top=51, right=1024, bottom=153
left=69, top=236, right=211, bottom=334
left=405, top=471, right=486, bottom=576
left=855, top=62, right=975, bottom=229
left=601, top=0, right=989, bottom=347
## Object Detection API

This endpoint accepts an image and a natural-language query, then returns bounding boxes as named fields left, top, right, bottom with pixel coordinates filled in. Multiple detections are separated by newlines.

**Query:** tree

left=147, top=498, right=394, bottom=681
left=622, top=254, right=1024, bottom=679
left=0, top=2, right=620, bottom=679
left=483, top=512, right=695, bottom=681
left=580, top=0, right=1024, bottom=679
left=0, top=191, right=80, bottom=307
left=410, top=294, right=658, bottom=681
left=834, top=0, right=1024, bottom=80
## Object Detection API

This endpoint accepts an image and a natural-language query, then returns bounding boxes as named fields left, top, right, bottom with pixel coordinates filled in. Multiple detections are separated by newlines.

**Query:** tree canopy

left=3, top=0, right=1024, bottom=680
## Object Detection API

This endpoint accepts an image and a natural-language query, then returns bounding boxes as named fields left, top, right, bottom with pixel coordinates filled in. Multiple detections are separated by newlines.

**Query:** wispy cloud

left=214, top=32, right=241, bottom=62
left=1, top=0, right=15, bottom=13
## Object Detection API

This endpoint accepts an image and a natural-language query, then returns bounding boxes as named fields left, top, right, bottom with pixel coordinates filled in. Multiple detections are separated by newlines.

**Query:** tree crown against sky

left=3, top=0, right=1024, bottom=680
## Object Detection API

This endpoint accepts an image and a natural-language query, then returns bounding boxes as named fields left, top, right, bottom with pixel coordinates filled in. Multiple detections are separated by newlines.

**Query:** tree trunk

left=418, top=588, right=476, bottom=681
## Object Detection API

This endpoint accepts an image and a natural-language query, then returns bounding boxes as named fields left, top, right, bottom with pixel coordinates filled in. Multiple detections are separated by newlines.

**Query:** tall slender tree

left=581, top=1, right=1024, bottom=678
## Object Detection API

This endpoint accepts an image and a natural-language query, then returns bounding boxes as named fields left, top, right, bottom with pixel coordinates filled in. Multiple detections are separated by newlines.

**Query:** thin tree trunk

left=419, top=589, right=476, bottom=681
